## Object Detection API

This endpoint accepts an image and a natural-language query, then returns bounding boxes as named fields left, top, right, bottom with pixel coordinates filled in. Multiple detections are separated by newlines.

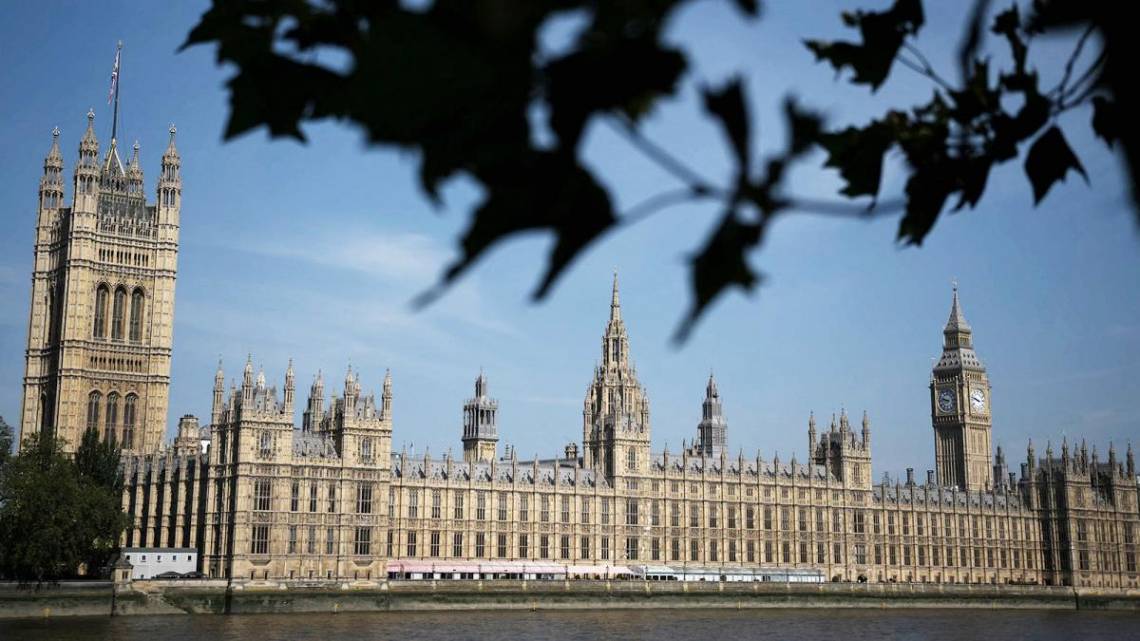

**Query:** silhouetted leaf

left=949, top=60, right=1000, bottom=124
left=1091, top=96, right=1118, bottom=147
left=1024, top=126, right=1088, bottom=204
left=224, top=59, right=345, bottom=141
left=701, top=78, right=752, bottom=179
left=426, top=152, right=615, bottom=304
left=546, top=38, right=686, bottom=152
left=898, top=162, right=955, bottom=245
left=804, top=0, right=924, bottom=91
left=675, top=212, right=761, bottom=343
left=732, top=0, right=760, bottom=16
left=783, top=96, right=824, bottom=156
left=819, top=120, right=894, bottom=201
left=953, top=156, right=993, bottom=210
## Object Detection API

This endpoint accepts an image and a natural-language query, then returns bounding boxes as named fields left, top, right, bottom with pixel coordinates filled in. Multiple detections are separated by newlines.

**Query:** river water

left=3, top=608, right=1139, bottom=640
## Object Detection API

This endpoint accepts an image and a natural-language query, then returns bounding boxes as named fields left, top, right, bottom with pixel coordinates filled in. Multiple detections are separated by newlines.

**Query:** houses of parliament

left=16, top=104, right=1140, bottom=590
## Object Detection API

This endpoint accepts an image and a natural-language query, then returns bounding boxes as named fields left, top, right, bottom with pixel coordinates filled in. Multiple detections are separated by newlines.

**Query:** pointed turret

left=808, top=411, right=817, bottom=455
left=343, top=365, right=358, bottom=414
left=211, top=359, right=225, bottom=426
left=127, top=140, right=144, bottom=195
left=693, top=372, right=727, bottom=459
left=157, top=124, right=181, bottom=229
left=40, top=127, right=64, bottom=211
left=303, top=370, right=325, bottom=432
left=381, top=368, right=392, bottom=421
left=283, top=358, right=295, bottom=415
left=861, top=410, right=871, bottom=447
left=79, top=109, right=99, bottom=160
left=73, top=109, right=100, bottom=212
left=242, top=354, right=254, bottom=401
left=1127, top=443, right=1135, bottom=478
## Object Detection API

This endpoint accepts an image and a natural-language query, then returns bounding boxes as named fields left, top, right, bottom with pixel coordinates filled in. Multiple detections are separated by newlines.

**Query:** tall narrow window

left=122, top=394, right=137, bottom=449
left=129, top=289, right=144, bottom=341
left=86, top=392, right=102, bottom=432
left=93, top=286, right=109, bottom=338
left=111, top=287, right=126, bottom=340
left=104, top=392, right=120, bottom=442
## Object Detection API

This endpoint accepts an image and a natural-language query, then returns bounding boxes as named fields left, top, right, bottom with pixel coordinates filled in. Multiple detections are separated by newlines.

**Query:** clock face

left=970, top=389, right=986, bottom=412
left=938, top=388, right=955, bottom=413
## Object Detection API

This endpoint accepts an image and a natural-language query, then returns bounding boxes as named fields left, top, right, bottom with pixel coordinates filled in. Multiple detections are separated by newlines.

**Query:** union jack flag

left=108, top=44, right=120, bottom=104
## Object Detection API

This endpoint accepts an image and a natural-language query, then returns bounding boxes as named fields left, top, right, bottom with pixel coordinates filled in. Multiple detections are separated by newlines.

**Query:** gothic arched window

left=129, top=289, right=144, bottom=342
left=123, top=394, right=137, bottom=449
left=259, top=431, right=272, bottom=459
left=105, top=392, right=120, bottom=442
left=93, top=285, right=109, bottom=338
left=40, top=392, right=52, bottom=433
left=627, top=449, right=637, bottom=471
left=111, top=287, right=126, bottom=340
left=86, top=392, right=102, bottom=433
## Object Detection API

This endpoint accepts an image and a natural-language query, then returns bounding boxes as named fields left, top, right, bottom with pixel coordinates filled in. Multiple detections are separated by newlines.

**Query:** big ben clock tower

left=930, top=284, right=993, bottom=491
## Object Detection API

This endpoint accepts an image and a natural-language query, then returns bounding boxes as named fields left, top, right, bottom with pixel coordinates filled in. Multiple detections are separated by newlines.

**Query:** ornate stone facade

left=931, top=286, right=993, bottom=491
left=20, top=114, right=180, bottom=454
left=118, top=277, right=1140, bottom=588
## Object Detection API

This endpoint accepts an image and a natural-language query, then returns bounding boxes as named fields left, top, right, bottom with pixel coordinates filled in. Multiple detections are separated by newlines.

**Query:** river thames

left=2, top=608, right=1139, bottom=640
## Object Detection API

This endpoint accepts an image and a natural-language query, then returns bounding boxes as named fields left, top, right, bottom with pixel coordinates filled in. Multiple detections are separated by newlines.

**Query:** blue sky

left=1, top=1, right=1137, bottom=476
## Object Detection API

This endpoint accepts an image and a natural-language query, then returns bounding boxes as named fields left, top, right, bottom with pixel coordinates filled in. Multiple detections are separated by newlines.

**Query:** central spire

left=610, top=269, right=621, bottom=322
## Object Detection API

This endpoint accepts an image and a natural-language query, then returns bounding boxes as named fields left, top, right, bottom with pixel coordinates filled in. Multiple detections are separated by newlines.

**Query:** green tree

left=0, top=416, right=12, bottom=467
left=73, top=427, right=127, bottom=572
left=183, top=0, right=1135, bottom=340
left=0, top=431, right=128, bottom=583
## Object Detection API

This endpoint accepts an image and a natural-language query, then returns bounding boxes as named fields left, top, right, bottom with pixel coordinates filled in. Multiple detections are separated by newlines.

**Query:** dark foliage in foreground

left=184, top=0, right=1135, bottom=340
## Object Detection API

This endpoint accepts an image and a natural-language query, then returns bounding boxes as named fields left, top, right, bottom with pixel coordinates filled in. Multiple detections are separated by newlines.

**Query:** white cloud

left=236, top=229, right=450, bottom=286
left=207, top=224, right=520, bottom=339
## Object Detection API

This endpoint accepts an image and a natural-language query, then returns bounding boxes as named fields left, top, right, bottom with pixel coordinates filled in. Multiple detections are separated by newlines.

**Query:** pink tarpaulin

left=386, top=560, right=567, bottom=574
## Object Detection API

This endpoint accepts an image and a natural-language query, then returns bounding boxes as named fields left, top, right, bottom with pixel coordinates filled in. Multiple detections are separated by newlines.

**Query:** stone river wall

left=2, top=580, right=1138, bottom=619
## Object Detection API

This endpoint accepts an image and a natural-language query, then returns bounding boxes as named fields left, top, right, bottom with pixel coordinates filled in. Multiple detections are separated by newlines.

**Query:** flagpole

left=111, top=40, right=122, bottom=143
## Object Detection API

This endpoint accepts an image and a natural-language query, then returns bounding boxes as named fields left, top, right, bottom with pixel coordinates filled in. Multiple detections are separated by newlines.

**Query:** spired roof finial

left=81, top=109, right=98, bottom=149
left=45, top=127, right=63, bottom=165
left=610, top=269, right=621, bottom=321
left=945, top=279, right=971, bottom=333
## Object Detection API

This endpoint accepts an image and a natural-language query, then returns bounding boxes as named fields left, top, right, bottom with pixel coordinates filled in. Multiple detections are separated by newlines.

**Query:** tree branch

left=620, top=187, right=722, bottom=226
left=783, top=197, right=906, bottom=219
left=901, top=43, right=955, bottom=92
left=606, top=116, right=719, bottom=194
left=1051, top=23, right=1097, bottom=100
